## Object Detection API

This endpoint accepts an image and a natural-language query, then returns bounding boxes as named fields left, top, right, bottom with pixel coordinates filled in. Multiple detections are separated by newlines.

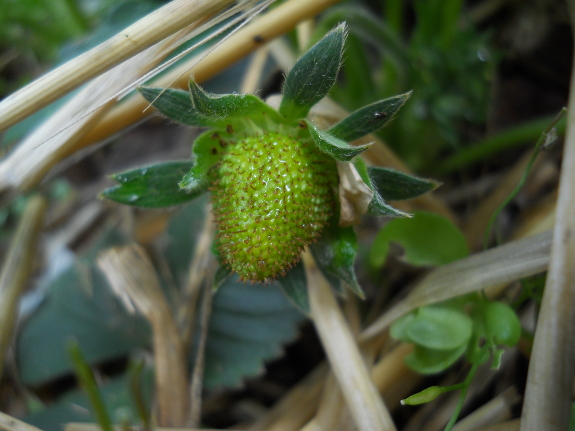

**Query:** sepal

left=138, top=87, right=212, bottom=127
left=189, top=79, right=283, bottom=125
left=307, top=120, right=371, bottom=161
left=328, top=92, right=412, bottom=141
left=310, top=220, right=364, bottom=298
left=280, top=23, right=347, bottom=120
left=367, top=166, right=439, bottom=201
left=101, top=161, right=203, bottom=208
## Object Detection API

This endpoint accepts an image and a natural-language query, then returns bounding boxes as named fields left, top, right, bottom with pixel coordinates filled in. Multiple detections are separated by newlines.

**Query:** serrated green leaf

left=101, top=161, right=203, bottom=208
left=17, top=231, right=151, bottom=386
left=277, top=260, right=309, bottom=313
left=405, top=343, right=467, bottom=375
left=406, top=306, right=473, bottom=350
left=328, top=92, right=412, bottom=141
left=307, top=121, right=371, bottom=161
left=367, top=167, right=439, bottom=201
left=280, top=23, right=346, bottom=120
left=369, top=211, right=469, bottom=269
left=203, top=277, right=305, bottom=388
left=138, top=87, right=212, bottom=127
left=310, top=221, right=364, bottom=298
left=189, top=79, right=283, bottom=125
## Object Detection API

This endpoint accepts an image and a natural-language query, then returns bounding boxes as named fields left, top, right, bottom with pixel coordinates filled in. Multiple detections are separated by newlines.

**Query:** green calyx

left=211, top=132, right=338, bottom=283
left=102, top=23, right=433, bottom=299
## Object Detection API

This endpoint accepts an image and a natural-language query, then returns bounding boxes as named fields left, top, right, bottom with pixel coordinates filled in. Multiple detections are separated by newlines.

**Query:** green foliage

left=393, top=295, right=522, bottom=430
left=369, top=211, right=469, bottom=269
left=316, top=2, right=497, bottom=171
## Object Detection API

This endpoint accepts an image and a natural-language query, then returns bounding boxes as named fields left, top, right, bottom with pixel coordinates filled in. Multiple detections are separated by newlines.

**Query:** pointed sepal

left=180, top=129, right=231, bottom=191
left=101, top=161, right=203, bottom=208
left=352, top=159, right=410, bottom=217
left=329, top=92, right=412, bottom=141
left=367, top=167, right=440, bottom=201
left=306, top=120, right=371, bottom=161
left=280, top=23, right=347, bottom=120
left=138, top=87, right=212, bottom=127
left=189, top=79, right=283, bottom=125
left=310, top=221, right=365, bottom=299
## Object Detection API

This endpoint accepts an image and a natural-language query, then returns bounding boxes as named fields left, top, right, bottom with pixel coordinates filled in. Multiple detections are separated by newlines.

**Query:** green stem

left=483, top=107, right=567, bottom=249
left=443, top=353, right=483, bottom=431
left=67, top=341, right=114, bottom=431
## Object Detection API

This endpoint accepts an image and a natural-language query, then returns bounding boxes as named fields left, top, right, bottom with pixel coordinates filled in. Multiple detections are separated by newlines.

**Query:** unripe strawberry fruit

left=210, top=131, right=338, bottom=283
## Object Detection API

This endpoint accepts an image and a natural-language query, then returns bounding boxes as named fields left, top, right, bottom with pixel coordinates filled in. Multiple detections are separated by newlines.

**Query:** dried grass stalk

left=0, top=0, right=234, bottom=132
left=0, top=194, right=47, bottom=381
left=75, top=0, right=346, bottom=147
left=361, top=229, right=552, bottom=341
left=0, top=10, right=215, bottom=197
left=97, top=245, right=189, bottom=427
left=520, top=16, right=575, bottom=429
left=303, top=249, right=397, bottom=431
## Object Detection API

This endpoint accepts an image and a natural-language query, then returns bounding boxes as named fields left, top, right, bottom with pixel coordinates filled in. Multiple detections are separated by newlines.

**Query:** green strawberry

left=210, top=131, right=338, bottom=282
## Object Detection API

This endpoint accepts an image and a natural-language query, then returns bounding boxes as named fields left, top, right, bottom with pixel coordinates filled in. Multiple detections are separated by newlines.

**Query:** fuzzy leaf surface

left=102, top=161, right=202, bottom=208
left=280, top=23, right=346, bottom=120
left=307, top=121, right=371, bottom=161
left=367, top=167, right=439, bottom=201
left=310, top=221, right=364, bottom=298
left=138, top=86, right=212, bottom=127
left=353, top=158, right=409, bottom=217
left=189, top=79, right=283, bottom=125
left=328, top=92, right=412, bottom=141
